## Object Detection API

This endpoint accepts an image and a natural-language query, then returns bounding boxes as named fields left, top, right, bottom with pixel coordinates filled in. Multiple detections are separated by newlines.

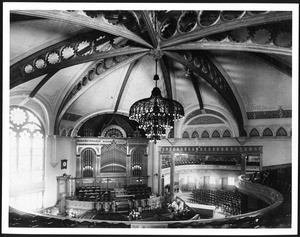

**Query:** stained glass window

left=9, top=106, right=45, bottom=210
left=182, top=131, right=190, bottom=139
left=250, top=128, right=260, bottom=137
left=276, top=127, right=288, bottom=136
left=223, top=130, right=231, bottom=137
left=201, top=130, right=210, bottom=138
left=263, top=128, right=273, bottom=137
left=191, top=131, right=199, bottom=138
left=212, top=130, right=220, bottom=138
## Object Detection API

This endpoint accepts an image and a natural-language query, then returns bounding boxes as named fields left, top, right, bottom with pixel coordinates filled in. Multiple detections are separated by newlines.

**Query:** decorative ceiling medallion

left=251, top=28, right=272, bottom=45
left=178, top=11, right=198, bottom=33
left=229, top=27, right=250, bottom=43
left=104, top=58, right=115, bottom=68
left=274, top=32, right=292, bottom=48
left=24, top=64, right=34, bottom=74
left=198, top=11, right=220, bottom=27
left=88, top=70, right=96, bottom=81
left=61, top=46, right=75, bottom=60
left=35, top=59, right=46, bottom=69
left=47, top=52, right=60, bottom=65
left=77, top=40, right=91, bottom=55
left=96, top=61, right=106, bottom=75
left=160, top=17, right=177, bottom=40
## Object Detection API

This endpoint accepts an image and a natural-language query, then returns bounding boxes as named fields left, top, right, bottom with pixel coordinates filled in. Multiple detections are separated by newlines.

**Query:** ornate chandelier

left=129, top=60, right=184, bottom=143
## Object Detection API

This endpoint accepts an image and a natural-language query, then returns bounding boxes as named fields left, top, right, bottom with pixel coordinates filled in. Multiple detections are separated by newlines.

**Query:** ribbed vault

left=10, top=10, right=292, bottom=137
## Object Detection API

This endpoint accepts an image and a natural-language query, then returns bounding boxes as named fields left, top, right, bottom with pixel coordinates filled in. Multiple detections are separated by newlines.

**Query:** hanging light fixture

left=129, top=59, right=184, bottom=143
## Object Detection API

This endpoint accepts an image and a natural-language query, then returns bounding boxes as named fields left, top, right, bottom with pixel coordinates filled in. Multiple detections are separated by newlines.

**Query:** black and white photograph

left=2, top=2, right=298, bottom=235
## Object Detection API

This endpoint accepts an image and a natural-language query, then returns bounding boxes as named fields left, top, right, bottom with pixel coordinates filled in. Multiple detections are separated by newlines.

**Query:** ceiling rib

left=12, top=10, right=153, bottom=48
left=163, top=50, right=246, bottom=136
left=29, top=70, right=59, bottom=98
left=27, top=41, right=108, bottom=98
left=11, top=46, right=149, bottom=89
left=114, top=61, right=137, bottom=113
left=163, top=41, right=292, bottom=56
left=249, top=52, right=292, bottom=77
left=140, top=11, right=158, bottom=48
left=189, top=71, right=204, bottom=110
left=54, top=52, right=148, bottom=134
left=159, top=56, right=173, bottom=99
left=160, top=11, right=292, bottom=48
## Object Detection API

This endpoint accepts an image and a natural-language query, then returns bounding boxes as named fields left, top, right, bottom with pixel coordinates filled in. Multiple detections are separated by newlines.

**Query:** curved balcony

left=9, top=173, right=285, bottom=228
left=235, top=174, right=284, bottom=207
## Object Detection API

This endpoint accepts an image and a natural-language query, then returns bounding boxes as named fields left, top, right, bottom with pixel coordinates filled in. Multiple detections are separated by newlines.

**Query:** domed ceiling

left=9, top=9, right=293, bottom=137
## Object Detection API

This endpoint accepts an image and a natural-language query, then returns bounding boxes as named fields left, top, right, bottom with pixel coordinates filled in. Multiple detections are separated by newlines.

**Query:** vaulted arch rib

left=140, top=11, right=158, bottom=48
left=163, top=50, right=246, bottom=137
left=162, top=41, right=292, bottom=56
left=11, top=45, right=148, bottom=89
left=54, top=52, right=148, bottom=135
left=160, top=11, right=291, bottom=48
left=114, top=61, right=138, bottom=113
left=11, top=10, right=153, bottom=48
left=159, top=56, right=173, bottom=99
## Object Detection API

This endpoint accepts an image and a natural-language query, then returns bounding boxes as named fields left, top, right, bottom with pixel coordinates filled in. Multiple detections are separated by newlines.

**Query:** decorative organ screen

left=101, top=141, right=126, bottom=173
left=131, top=149, right=144, bottom=176
left=82, top=148, right=95, bottom=177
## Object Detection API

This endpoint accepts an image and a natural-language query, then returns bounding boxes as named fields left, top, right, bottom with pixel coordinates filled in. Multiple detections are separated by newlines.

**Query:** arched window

left=250, top=128, right=260, bottom=137
left=201, top=130, right=210, bottom=138
left=131, top=149, right=144, bottom=177
left=9, top=106, right=45, bottom=210
left=191, top=131, right=199, bottom=138
left=212, top=130, right=220, bottom=138
left=223, top=130, right=231, bottom=138
left=263, top=128, right=273, bottom=137
left=182, top=131, right=190, bottom=139
left=276, top=127, right=288, bottom=136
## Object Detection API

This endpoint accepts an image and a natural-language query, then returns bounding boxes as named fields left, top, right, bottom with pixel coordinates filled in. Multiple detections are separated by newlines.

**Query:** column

left=48, top=135, right=58, bottom=168
left=76, top=154, right=81, bottom=177
left=126, top=154, right=131, bottom=185
left=170, top=152, right=175, bottom=200
left=204, top=176, right=210, bottom=188
left=196, top=177, right=200, bottom=189
left=96, top=145, right=102, bottom=177
left=241, top=153, right=247, bottom=174
left=161, top=175, right=165, bottom=196
left=221, top=177, right=228, bottom=190
left=67, top=177, right=76, bottom=197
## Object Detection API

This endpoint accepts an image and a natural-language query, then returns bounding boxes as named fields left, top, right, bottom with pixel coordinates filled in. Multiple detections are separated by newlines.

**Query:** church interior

left=4, top=3, right=297, bottom=233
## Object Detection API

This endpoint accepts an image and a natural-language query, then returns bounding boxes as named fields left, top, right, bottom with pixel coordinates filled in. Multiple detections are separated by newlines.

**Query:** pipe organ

left=75, top=138, right=149, bottom=188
